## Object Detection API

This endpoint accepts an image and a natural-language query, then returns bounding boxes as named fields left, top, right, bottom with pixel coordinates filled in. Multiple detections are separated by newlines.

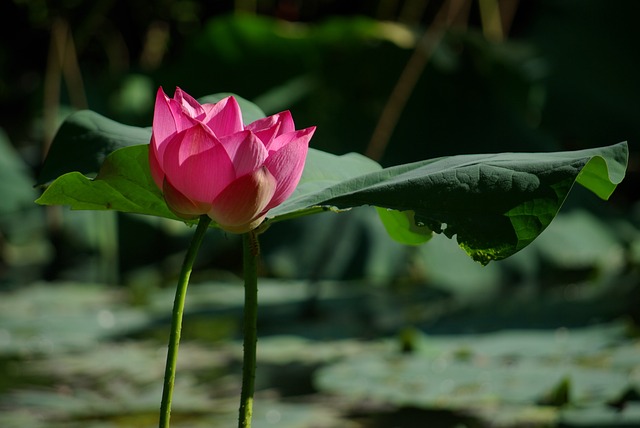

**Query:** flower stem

left=239, top=230, right=260, bottom=428
left=159, top=215, right=211, bottom=428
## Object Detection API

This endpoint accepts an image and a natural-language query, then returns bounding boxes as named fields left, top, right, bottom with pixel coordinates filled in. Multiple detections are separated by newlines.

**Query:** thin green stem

left=239, top=230, right=260, bottom=428
left=159, top=215, right=211, bottom=428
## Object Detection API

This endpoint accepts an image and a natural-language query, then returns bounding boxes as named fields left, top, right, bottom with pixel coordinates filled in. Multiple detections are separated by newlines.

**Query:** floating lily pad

left=0, top=282, right=150, bottom=356
left=315, top=324, right=635, bottom=418
left=559, top=403, right=640, bottom=427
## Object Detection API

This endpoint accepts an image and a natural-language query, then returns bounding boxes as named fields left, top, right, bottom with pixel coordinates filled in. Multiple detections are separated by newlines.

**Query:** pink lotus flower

left=149, top=87, right=315, bottom=233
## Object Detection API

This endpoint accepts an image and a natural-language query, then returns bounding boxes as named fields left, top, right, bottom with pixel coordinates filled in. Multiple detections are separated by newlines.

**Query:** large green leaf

left=36, top=140, right=627, bottom=264
left=272, top=142, right=628, bottom=263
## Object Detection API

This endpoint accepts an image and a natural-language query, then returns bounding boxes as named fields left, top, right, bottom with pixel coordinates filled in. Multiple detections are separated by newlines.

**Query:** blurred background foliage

left=0, top=0, right=639, bottom=426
